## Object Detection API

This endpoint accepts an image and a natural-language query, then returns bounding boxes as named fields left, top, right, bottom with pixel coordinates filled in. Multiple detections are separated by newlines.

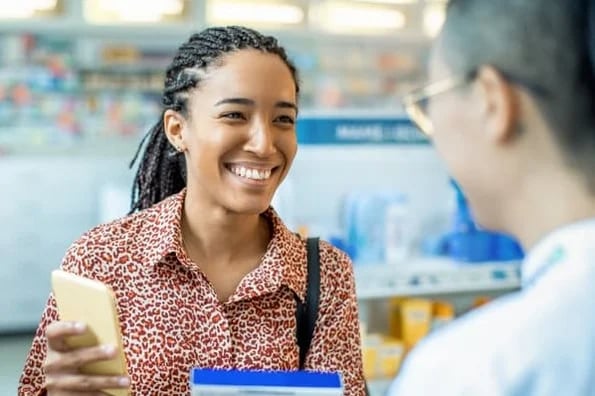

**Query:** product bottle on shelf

left=384, top=194, right=411, bottom=264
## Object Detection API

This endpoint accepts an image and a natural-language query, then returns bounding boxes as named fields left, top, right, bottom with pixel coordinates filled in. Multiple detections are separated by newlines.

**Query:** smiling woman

left=158, top=47, right=299, bottom=218
left=18, top=26, right=366, bottom=396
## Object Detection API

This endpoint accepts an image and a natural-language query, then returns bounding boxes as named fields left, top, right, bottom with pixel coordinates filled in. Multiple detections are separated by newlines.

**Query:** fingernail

left=72, top=322, right=86, bottom=332
left=102, top=345, right=116, bottom=354
left=118, top=377, right=130, bottom=386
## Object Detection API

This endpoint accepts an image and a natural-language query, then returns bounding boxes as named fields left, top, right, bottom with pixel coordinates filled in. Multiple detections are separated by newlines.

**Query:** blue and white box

left=190, top=368, right=344, bottom=395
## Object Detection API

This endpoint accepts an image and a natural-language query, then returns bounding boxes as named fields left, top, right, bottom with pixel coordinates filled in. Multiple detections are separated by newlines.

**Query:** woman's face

left=166, top=49, right=298, bottom=215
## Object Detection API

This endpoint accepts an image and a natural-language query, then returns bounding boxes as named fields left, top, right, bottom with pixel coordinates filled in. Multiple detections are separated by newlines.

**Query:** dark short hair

left=441, top=0, right=595, bottom=189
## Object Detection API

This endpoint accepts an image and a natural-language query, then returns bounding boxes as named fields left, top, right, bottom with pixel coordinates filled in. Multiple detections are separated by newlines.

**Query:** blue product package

left=328, top=236, right=351, bottom=257
left=450, top=181, right=478, bottom=234
left=190, top=368, right=343, bottom=395
left=494, top=233, right=524, bottom=261
left=447, top=231, right=494, bottom=262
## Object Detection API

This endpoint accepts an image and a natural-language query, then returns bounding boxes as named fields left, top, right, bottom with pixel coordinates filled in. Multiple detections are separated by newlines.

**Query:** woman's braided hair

left=129, top=26, right=300, bottom=213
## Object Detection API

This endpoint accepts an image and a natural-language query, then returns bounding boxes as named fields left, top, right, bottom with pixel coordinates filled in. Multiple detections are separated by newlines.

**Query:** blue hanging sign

left=296, top=116, right=429, bottom=145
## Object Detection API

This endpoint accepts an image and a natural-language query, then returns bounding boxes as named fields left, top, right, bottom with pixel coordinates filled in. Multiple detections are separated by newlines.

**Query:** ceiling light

left=313, top=2, right=407, bottom=32
left=208, top=1, right=304, bottom=25
left=0, top=0, right=58, bottom=18
left=351, top=0, right=416, bottom=3
left=84, top=0, right=185, bottom=23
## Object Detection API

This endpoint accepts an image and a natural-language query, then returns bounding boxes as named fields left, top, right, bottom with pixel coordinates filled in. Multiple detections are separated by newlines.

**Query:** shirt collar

left=226, top=208, right=308, bottom=303
left=142, top=189, right=185, bottom=267
left=522, top=217, right=595, bottom=288
left=142, top=189, right=308, bottom=301
left=257, top=208, right=308, bottom=301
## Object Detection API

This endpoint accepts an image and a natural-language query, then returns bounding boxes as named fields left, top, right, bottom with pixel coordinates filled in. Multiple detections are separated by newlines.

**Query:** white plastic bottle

left=384, top=195, right=411, bottom=264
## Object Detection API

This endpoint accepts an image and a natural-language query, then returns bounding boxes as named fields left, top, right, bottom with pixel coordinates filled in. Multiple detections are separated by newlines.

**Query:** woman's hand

left=43, top=321, right=130, bottom=395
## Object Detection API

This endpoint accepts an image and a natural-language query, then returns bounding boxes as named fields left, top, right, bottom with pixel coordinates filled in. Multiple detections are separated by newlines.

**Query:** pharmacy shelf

left=355, top=257, right=521, bottom=300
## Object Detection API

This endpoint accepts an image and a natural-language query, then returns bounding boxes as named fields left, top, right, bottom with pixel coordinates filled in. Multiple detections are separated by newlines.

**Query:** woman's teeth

left=229, top=166, right=273, bottom=181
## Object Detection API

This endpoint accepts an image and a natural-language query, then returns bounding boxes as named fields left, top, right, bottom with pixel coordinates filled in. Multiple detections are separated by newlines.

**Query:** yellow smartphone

left=51, top=270, right=130, bottom=396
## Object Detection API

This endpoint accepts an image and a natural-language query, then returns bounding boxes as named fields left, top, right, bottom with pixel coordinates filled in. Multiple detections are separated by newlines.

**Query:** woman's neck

left=180, top=190, right=271, bottom=268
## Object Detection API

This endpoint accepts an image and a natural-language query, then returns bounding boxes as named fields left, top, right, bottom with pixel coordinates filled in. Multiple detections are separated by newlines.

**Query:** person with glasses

left=389, top=0, right=595, bottom=395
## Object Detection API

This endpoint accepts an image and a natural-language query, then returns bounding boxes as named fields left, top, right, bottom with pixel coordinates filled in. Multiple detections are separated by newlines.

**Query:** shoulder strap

left=296, top=237, right=320, bottom=370
left=295, top=238, right=371, bottom=395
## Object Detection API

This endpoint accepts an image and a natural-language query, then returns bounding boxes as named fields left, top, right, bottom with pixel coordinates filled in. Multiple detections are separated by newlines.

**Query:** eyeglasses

left=402, top=71, right=477, bottom=136
left=403, top=69, right=549, bottom=137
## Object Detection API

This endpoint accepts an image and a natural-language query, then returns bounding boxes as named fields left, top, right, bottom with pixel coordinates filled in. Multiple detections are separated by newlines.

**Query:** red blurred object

left=12, top=84, right=32, bottom=106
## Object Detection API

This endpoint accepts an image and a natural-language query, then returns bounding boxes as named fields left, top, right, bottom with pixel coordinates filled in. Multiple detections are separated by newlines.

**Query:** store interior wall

left=0, top=143, right=452, bottom=331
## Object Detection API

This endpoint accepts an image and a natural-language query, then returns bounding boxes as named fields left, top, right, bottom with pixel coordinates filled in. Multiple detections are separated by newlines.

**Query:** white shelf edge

left=355, top=258, right=521, bottom=300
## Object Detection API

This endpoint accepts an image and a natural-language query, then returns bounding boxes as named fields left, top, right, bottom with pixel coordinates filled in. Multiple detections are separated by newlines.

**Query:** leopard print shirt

left=18, top=190, right=365, bottom=395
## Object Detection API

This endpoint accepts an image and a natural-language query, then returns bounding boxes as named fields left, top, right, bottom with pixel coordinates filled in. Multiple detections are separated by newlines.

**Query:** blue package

left=447, top=231, right=494, bottom=262
left=328, top=235, right=351, bottom=257
left=190, top=368, right=343, bottom=395
left=494, top=233, right=524, bottom=261
left=446, top=179, right=524, bottom=263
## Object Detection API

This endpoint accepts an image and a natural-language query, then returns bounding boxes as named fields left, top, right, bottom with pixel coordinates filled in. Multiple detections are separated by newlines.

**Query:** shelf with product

left=0, top=34, right=166, bottom=156
left=287, top=39, right=426, bottom=109
left=338, top=185, right=523, bottom=395
left=0, top=31, right=429, bottom=156
left=341, top=180, right=524, bottom=300
left=355, top=257, right=521, bottom=300
left=0, top=0, right=448, bottom=119
left=78, top=69, right=164, bottom=94
left=357, top=281, right=511, bottom=395
left=350, top=239, right=521, bottom=393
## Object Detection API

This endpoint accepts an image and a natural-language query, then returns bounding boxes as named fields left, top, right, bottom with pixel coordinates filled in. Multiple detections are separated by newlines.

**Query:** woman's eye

left=275, top=115, right=295, bottom=125
left=222, top=112, right=245, bottom=120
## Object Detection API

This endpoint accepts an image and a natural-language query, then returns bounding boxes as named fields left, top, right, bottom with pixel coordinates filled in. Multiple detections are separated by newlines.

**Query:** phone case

left=51, top=270, right=130, bottom=396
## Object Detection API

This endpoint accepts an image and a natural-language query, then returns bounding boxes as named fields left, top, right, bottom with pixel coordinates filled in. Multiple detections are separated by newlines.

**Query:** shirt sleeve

left=386, top=312, right=510, bottom=396
left=17, top=294, right=57, bottom=396
left=18, top=239, right=86, bottom=396
left=305, top=245, right=366, bottom=396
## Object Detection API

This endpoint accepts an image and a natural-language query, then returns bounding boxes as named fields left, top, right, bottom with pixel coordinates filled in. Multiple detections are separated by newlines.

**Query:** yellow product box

left=362, top=345, right=378, bottom=380
left=432, top=300, right=455, bottom=331
left=388, top=297, right=407, bottom=339
left=361, top=333, right=383, bottom=380
left=391, top=298, right=433, bottom=350
left=473, top=296, right=492, bottom=309
left=377, top=338, right=405, bottom=378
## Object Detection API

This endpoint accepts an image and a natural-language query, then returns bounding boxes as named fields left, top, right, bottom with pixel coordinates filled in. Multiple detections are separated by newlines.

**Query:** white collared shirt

left=388, top=218, right=595, bottom=396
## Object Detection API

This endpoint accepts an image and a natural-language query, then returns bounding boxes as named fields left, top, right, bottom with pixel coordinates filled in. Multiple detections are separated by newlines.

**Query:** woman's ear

left=163, top=109, right=187, bottom=152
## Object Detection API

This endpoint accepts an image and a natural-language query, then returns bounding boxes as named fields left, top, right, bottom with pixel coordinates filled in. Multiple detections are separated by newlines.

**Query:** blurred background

left=0, top=1, right=524, bottom=395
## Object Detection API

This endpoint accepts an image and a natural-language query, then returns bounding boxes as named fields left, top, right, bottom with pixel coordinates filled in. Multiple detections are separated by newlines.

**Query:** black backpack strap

left=296, top=237, right=320, bottom=370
